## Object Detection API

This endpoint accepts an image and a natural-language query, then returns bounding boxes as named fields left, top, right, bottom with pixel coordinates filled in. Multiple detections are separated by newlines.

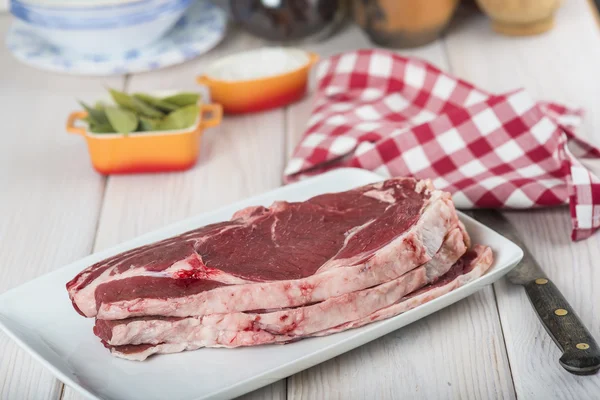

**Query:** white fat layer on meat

left=110, top=343, right=201, bottom=362
left=98, top=190, right=460, bottom=320
left=343, top=218, right=375, bottom=238
left=109, top=327, right=289, bottom=361
left=314, top=245, right=493, bottom=336
left=110, top=321, right=281, bottom=348
left=457, top=220, right=471, bottom=248
left=73, top=252, right=252, bottom=317
left=231, top=205, right=264, bottom=220
left=108, top=268, right=422, bottom=345
left=423, top=229, right=466, bottom=281
left=189, top=224, right=240, bottom=247
left=270, top=216, right=280, bottom=247
left=108, top=246, right=493, bottom=361
left=415, top=179, right=434, bottom=193
left=105, top=226, right=468, bottom=346
left=363, top=189, right=396, bottom=203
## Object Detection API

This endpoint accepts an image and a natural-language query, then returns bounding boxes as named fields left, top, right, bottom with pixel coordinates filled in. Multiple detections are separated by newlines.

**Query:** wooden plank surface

left=0, top=13, right=123, bottom=400
left=445, top=0, right=600, bottom=398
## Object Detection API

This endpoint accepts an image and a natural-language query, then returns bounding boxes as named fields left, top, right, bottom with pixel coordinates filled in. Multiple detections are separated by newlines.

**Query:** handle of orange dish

left=307, top=52, right=320, bottom=66
left=66, top=111, right=88, bottom=135
left=200, top=103, right=223, bottom=129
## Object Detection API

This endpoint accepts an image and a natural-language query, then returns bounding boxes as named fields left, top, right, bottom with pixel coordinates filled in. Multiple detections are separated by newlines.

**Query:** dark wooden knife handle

left=524, top=278, right=600, bottom=375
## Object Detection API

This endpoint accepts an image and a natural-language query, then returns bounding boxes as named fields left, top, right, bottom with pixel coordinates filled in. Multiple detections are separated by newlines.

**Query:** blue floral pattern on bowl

left=10, top=0, right=194, bottom=30
left=6, top=0, right=227, bottom=76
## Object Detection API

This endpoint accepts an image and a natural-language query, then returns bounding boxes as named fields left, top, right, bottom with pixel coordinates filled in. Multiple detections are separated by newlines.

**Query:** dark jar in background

left=230, top=0, right=346, bottom=43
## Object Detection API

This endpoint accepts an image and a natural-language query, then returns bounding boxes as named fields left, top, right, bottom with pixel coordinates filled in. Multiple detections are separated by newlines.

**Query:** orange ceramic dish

left=66, top=103, right=222, bottom=175
left=196, top=48, right=319, bottom=114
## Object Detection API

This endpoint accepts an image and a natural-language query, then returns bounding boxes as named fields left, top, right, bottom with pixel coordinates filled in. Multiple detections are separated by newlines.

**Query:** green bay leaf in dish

left=131, top=97, right=165, bottom=118
left=94, top=101, right=108, bottom=111
left=133, top=93, right=179, bottom=113
left=156, top=105, right=199, bottom=131
left=109, top=89, right=137, bottom=111
left=79, top=101, right=109, bottom=126
left=161, top=93, right=200, bottom=107
left=138, top=116, right=162, bottom=132
left=89, top=122, right=117, bottom=134
left=105, top=106, right=139, bottom=135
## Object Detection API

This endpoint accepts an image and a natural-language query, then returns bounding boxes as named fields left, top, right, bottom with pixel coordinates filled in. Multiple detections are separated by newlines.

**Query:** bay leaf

left=132, top=96, right=165, bottom=118
left=161, top=93, right=200, bottom=107
left=109, top=88, right=136, bottom=111
left=133, top=93, right=178, bottom=112
left=89, top=122, right=116, bottom=134
left=79, top=101, right=109, bottom=125
left=105, top=106, right=138, bottom=134
left=139, top=116, right=162, bottom=131
left=156, top=105, right=199, bottom=131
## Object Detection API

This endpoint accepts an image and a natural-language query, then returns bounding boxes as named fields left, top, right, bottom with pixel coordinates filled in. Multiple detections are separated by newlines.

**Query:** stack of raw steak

left=66, top=178, right=493, bottom=361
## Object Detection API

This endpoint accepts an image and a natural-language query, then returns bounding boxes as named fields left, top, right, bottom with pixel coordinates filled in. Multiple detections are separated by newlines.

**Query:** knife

left=472, top=210, right=600, bottom=375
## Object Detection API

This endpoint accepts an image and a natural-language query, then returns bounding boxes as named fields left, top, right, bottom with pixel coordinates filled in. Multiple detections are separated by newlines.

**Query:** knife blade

left=472, top=209, right=600, bottom=375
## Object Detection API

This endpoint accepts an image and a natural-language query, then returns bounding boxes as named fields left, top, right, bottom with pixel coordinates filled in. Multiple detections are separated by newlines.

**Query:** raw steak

left=104, top=246, right=493, bottom=361
left=95, top=226, right=468, bottom=346
left=67, top=178, right=459, bottom=320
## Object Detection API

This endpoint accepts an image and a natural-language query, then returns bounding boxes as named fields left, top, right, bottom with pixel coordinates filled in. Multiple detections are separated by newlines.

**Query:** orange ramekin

left=66, top=103, right=222, bottom=175
left=196, top=50, right=319, bottom=114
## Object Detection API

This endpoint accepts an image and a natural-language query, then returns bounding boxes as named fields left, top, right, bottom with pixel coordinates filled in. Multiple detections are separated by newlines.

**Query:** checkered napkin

left=284, top=49, right=600, bottom=241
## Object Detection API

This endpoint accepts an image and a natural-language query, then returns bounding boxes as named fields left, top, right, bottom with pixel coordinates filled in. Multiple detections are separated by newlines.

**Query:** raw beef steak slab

left=68, top=178, right=459, bottom=320
left=95, top=227, right=468, bottom=346
left=97, top=232, right=464, bottom=344
left=105, top=246, right=493, bottom=361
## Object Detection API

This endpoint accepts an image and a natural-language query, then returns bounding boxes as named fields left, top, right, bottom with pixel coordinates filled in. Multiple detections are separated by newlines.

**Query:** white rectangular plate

left=0, top=168, right=523, bottom=400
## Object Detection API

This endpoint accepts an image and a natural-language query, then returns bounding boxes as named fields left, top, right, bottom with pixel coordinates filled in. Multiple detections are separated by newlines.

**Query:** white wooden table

left=2, top=1, right=600, bottom=399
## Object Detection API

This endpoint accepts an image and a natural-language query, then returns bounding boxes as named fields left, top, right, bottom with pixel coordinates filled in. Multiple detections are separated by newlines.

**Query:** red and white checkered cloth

left=284, top=49, right=600, bottom=241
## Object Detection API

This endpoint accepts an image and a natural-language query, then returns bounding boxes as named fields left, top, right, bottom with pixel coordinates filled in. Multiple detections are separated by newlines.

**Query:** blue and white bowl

left=10, top=0, right=194, bottom=56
